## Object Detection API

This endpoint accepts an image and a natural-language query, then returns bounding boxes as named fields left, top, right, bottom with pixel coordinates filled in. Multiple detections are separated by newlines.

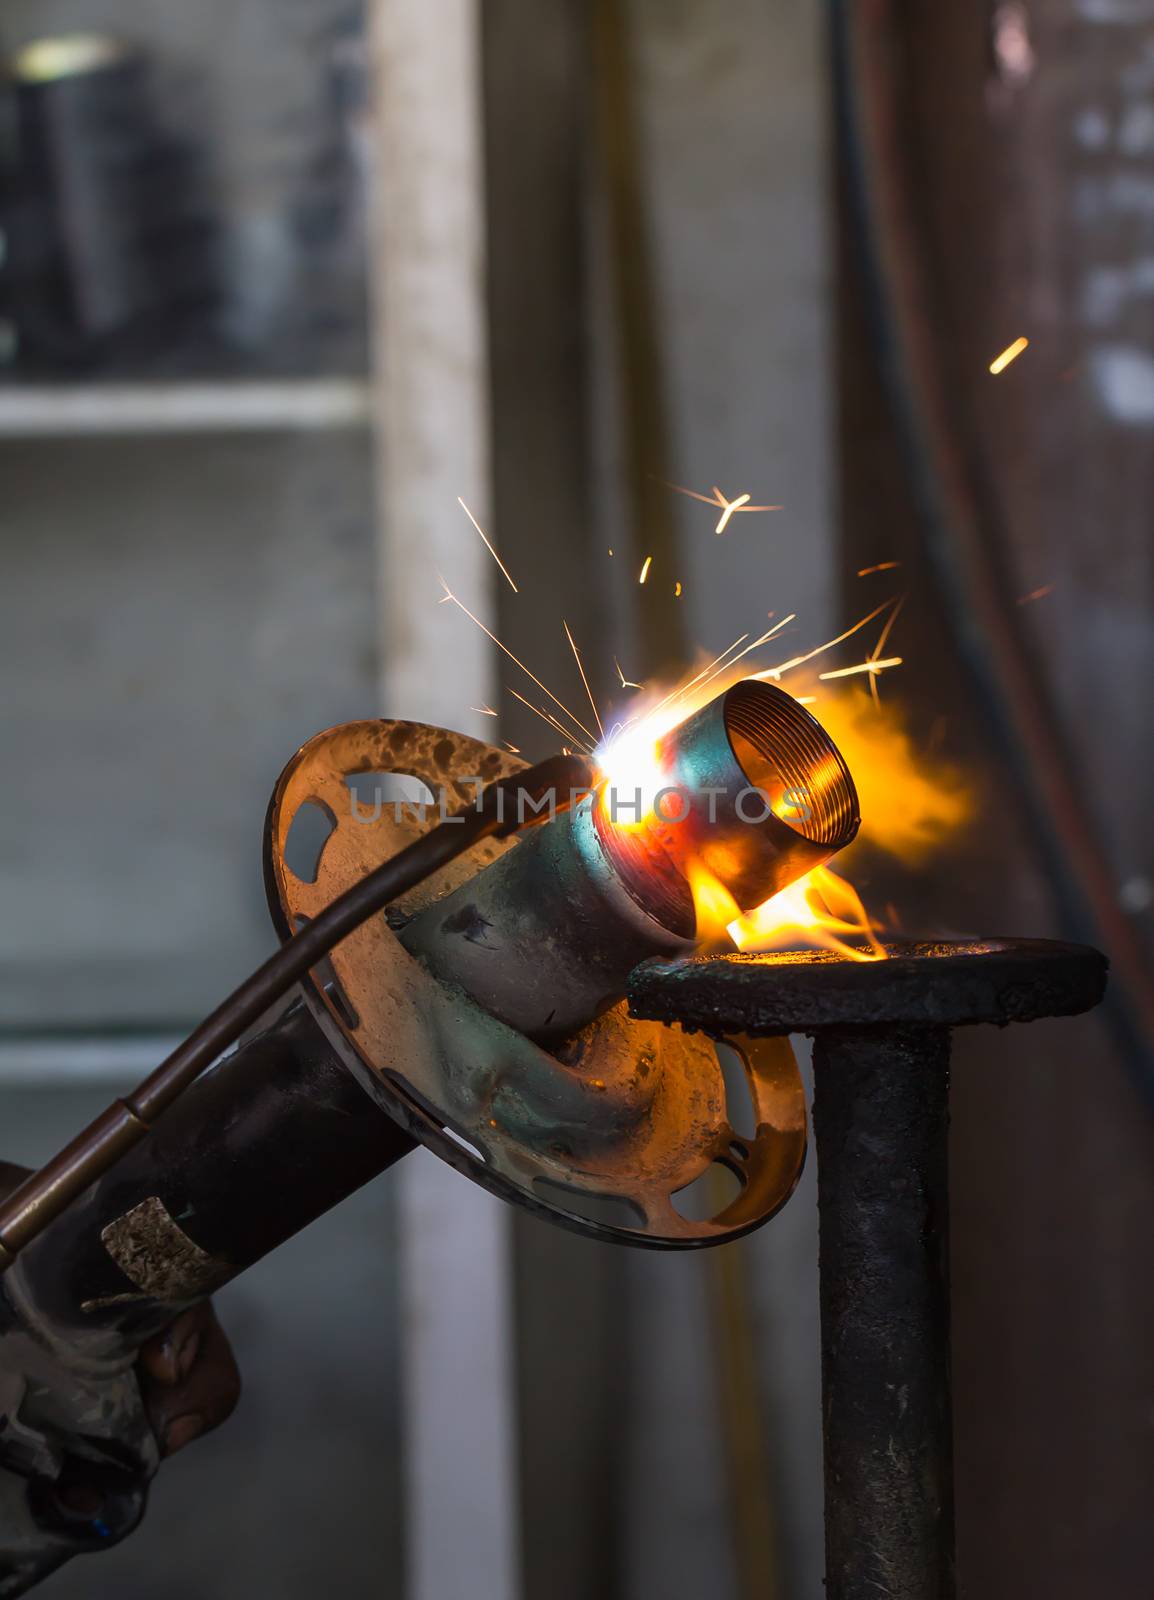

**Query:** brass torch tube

left=6, top=1006, right=416, bottom=1357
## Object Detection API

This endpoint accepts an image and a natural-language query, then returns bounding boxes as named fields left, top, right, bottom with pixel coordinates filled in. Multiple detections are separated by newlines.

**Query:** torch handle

left=6, top=1006, right=414, bottom=1357
left=0, top=750, right=593, bottom=1267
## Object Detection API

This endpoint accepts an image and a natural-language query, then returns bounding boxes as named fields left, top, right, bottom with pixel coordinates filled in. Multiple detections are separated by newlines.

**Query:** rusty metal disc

left=264, top=719, right=807, bottom=1247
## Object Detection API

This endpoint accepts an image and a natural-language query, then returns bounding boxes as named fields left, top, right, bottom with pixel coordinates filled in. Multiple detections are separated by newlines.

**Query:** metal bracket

left=264, top=718, right=809, bottom=1247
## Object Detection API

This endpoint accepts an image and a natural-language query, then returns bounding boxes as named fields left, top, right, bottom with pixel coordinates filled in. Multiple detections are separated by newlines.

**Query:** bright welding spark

left=614, top=657, right=643, bottom=690
left=989, top=336, right=1029, bottom=375
left=675, top=581, right=682, bottom=597
left=457, top=498, right=518, bottom=593
left=438, top=577, right=597, bottom=745
left=818, top=656, right=904, bottom=682
left=505, top=742, right=521, bottom=754
left=866, top=595, right=905, bottom=703
left=563, top=620, right=604, bottom=740
left=639, top=556, right=652, bottom=584
left=714, top=490, right=751, bottom=534
left=858, top=561, right=902, bottom=577
left=667, top=481, right=783, bottom=536
left=1017, top=584, right=1053, bottom=606
left=754, top=598, right=896, bottom=681
left=471, top=704, right=498, bottom=717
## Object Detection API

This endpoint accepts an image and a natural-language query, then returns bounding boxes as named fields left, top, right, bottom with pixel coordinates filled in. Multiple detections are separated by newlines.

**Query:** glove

left=0, top=1162, right=240, bottom=1593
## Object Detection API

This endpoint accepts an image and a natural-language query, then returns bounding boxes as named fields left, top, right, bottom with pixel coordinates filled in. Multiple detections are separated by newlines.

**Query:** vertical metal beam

left=364, top=5, right=519, bottom=1598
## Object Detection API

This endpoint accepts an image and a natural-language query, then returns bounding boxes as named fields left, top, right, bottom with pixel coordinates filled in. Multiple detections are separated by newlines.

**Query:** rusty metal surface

left=99, top=1199, right=232, bottom=1306
left=265, top=718, right=808, bottom=1247
left=627, top=938, right=1108, bottom=1036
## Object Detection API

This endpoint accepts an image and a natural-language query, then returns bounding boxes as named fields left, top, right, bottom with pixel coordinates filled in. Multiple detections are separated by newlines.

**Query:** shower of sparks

left=668, top=481, right=783, bottom=535
left=754, top=598, right=898, bottom=683
left=1017, top=584, right=1053, bottom=606
left=693, top=614, right=798, bottom=698
left=647, top=633, right=752, bottom=721
left=563, top=620, right=604, bottom=740
left=989, top=336, right=1029, bottom=374
left=432, top=498, right=954, bottom=972
left=438, top=577, right=596, bottom=746
left=442, top=535, right=905, bottom=785
left=457, top=498, right=519, bottom=593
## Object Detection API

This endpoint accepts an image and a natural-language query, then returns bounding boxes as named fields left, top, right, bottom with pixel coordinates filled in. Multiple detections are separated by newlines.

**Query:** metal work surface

left=628, top=938, right=1108, bottom=1036
left=630, top=938, right=1109, bottom=1600
left=266, top=718, right=807, bottom=1247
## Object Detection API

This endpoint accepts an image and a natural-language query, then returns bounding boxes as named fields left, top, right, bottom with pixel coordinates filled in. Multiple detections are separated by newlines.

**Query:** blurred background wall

left=0, top=2, right=1151, bottom=1598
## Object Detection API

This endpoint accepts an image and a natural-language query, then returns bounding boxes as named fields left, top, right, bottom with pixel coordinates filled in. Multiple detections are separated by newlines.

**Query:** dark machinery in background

left=0, top=680, right=1106, bottom=1598
left=0, top=35, right=218, bottom=373
left=0, top=25, right=370, bottom=379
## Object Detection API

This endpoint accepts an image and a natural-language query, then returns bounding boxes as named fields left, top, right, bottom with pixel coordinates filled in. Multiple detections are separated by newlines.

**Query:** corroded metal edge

left=627, top=938, right=1109, bottom=1037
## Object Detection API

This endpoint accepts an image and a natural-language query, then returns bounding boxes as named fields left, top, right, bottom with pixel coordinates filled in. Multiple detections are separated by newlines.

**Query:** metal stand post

left=628, top=937, right=1107, bottom=1600
left=813, top=1025, right=953, bottom=1599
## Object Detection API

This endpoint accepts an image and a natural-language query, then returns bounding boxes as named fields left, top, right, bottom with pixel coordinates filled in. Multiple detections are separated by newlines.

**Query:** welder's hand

left=0, top=1163, right=240, bottom=1462
left=137, top=1301, right=240, bottom=1458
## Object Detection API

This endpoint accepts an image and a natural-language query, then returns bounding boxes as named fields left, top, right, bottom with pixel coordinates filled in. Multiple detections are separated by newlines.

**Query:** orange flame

left=728, top=866, right=886, bottom=962
left=683, top=859, right=884, bottom=962
left=814, top=689, right=969, bottom=866
left=597, top=657, right=968, bottom=959
left=686, top=859, right=743, bottom=940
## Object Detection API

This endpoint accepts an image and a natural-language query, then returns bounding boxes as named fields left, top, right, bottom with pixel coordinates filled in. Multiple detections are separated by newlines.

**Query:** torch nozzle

left=488, top=751, right=599, bottom=836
